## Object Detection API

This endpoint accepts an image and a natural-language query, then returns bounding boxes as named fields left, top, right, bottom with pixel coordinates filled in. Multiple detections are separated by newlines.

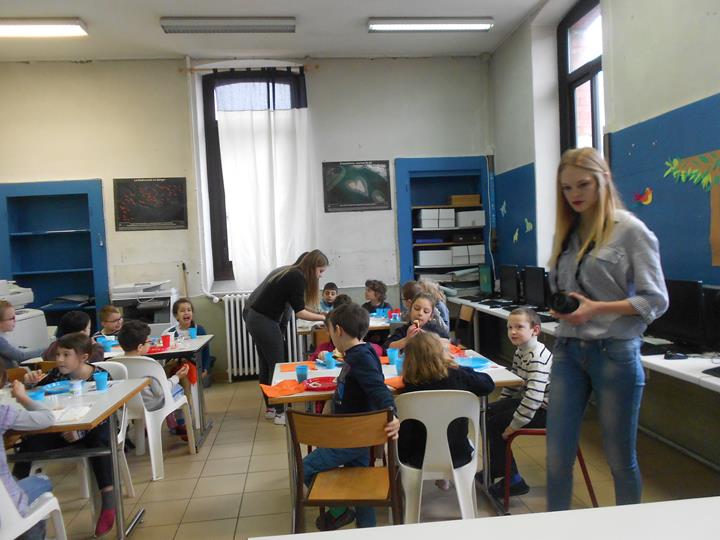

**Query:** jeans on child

left=17, top=474, right=53, bottom=540
left=546, top=337, right=645, bottom=511
left=302, top=447, right=375, bottom=527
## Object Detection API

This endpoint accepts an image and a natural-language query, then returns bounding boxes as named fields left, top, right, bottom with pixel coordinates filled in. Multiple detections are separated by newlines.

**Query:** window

left=558, top=0, right=604, bottom=155
left=202, top=68, right=308, bottom=281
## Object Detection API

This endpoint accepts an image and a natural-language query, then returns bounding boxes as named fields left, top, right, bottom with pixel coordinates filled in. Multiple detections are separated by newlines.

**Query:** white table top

left=1, top=378, right=148, bottom=432
left=252, top=496, right=719, bottom=539
left=448, top=297, right=720, bottom=394
left=296, top=318, right=390, bottom=336
left=103, top=334, right=213, bottom=359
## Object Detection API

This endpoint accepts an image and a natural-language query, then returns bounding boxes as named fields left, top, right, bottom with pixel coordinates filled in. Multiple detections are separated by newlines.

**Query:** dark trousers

left=13, top=422, right=114, bottom=490
left=487, top=398, right=547, bottom=481
left=245, top=308, right=285, bottom=412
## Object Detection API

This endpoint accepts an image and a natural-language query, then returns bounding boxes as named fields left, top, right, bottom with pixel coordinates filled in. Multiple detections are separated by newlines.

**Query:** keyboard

left=640, top=342, right=671, bottom=356
left=538, top=314, right=556, bottom=323
left=702, top=366, right=720, bottom=378
left=460, top=295, right=491, bottom=302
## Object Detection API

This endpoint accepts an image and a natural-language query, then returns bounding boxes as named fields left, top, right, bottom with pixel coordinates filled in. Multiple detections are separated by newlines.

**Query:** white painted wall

left=489, top=23, right=535, bottom=175
left=0, top=60, right=201, bottom=295
left=603, top=0, right=720, bottom=132
left=306, top=57, right=492, bottom=288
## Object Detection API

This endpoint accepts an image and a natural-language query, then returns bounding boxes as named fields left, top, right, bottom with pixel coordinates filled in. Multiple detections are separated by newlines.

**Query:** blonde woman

left=546, top=148, right=668, bottom=510
left=244, top=250, right=328, bottom=424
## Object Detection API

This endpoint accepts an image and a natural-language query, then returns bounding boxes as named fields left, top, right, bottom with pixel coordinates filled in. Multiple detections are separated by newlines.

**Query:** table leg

left=478, top=395, right=507, bottom=515
left=473, top=311, right=480, bottom=352
left=109, top=414, right=146, bottom=538
left=286, top=404, right=298, bottom=533
left=191, top=349, right=214, bottom=450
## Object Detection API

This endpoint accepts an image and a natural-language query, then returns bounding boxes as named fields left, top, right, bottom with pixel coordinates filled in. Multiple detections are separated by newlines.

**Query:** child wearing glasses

left=92, top=305, right=124, bottom=340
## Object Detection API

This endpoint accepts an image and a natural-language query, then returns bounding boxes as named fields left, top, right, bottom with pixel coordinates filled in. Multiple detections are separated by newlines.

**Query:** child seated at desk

left=14, top=332, right=117, bottom=537
left=302, top=303, right=400, bottom=531
left=92, top=305, right=123, bottom=340
left=309, top=294, right=367, bottom=361
left=116, top=320, right=190, bottom=440
left=319, top=282, right=338, bottom=312
left=362, top=279, right=392, bottom=313
left=418, top=279, right=451, bottom=331
left=166, top=298, right=213, bottom=386
left=484, top=307, right=552, bottom=498
left=43, top=310, right=104, bottom=364
left=401, top=281, right=449, bottom=335
left=0, top=364, right=55, bottom=540
left=385, top=293, right=449, bottom=351
left=0, top=300, right=45, bottom=368
left=398, top=332, right=494, bottom=490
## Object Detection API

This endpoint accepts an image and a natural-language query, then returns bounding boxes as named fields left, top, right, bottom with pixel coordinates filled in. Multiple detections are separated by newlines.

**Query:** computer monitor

left=499, top=265, right=520, bottom=302
left=524, top=266, right=548, bottom=309
left=647, top=279, right=705, bottom=349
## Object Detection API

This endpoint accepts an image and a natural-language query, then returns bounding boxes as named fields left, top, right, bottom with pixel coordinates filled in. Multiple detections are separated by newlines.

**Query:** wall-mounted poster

left=114, top=177, right=188, bottom=231
left=322, top=160, right=391, bottom=212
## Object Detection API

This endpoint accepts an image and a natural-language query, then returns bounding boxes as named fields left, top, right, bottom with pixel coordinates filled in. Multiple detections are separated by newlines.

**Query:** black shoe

left=315, top=509, right=356, bottom=531
left=474, top=471, right=485, bottom=485
left=489, top=478, right=530, bottom=498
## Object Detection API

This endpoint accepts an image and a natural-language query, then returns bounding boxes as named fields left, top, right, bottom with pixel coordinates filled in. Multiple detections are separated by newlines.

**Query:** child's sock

left=101, top=488, right=115, bottom=510
left=510, top=472, right=523, bottom=485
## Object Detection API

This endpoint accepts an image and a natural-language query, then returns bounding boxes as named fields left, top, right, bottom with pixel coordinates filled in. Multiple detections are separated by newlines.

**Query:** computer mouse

left=664, top=350, right=688, bottom=360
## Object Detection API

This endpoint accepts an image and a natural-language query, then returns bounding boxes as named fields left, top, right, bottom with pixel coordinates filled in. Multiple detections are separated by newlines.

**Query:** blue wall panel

left=610, top=92, right=720, bottom=285
left=493, top=163, right=537, bottom=268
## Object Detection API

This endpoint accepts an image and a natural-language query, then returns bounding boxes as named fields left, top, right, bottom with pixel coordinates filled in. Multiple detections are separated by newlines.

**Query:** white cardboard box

left=439, top=208, right=455, bottom=220
left=456, top=210, right=485, bottom=227
left=417, top=249, right=453, bottom=266
left=451, top=246, right=470, bottom=265
left=419, top=218, right=439, bottom=229
left=468, top=244, right=484, bottom=264
left=419, top=209, right=439, bottom=219
left=439, top=219, right=455, bottom=228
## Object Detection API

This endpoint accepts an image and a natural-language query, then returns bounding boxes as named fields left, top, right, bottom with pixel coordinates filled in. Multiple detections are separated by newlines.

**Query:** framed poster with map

left=114, top=177, right=188, bottom=231
left=322, top=160, right=391, bottom=212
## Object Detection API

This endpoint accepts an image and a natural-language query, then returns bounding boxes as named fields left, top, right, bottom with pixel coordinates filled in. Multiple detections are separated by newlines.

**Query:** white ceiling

left=0, top=0, right=544, bottom=62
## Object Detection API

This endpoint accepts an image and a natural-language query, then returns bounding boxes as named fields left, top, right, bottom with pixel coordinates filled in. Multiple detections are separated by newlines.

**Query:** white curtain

left=216, top=108, right=316, bottom=290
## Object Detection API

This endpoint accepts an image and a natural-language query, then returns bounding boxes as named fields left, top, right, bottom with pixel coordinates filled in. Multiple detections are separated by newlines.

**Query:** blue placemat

left=456, top=356, right=492, bottom=370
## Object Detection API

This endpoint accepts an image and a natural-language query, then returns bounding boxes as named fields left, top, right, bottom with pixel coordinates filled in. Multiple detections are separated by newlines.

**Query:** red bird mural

left=633, top=187, right=653, bottom=206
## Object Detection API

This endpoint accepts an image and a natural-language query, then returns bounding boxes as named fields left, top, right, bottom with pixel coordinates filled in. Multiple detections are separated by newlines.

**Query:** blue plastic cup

left=387, top=348, right=399, bottom=365
left=323, top=353, right=336, bottom=369
left=94, top=371, right=109, bottom=391
left=296, top=364, right=309, bottom=382
left=28, top=389, right=45, bottom=401
left=188, top=327, right=198, bottom=339
left=396, top=354, right=404, bottom=375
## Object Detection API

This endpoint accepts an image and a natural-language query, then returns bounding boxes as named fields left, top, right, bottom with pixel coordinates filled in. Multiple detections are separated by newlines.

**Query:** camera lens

left=550, top=292, right=579, bottom=314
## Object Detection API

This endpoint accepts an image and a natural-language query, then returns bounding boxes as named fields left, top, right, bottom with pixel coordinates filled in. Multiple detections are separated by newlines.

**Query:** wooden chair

left=455, top=305, right=475, bottom=348
left=503, top=428, right=598, bottom=512
left=287, top=408, right=402, bottom=533
left=6, top=367, right=30, bottom=382
left=37, top=361, right=57, bottom=373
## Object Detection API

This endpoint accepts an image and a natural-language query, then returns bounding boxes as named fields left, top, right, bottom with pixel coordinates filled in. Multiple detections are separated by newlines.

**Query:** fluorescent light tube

left=160, top=17, right=296, bottom=34
left=368, top=17, right=494, bottom=33
left=0, top=18, right=87, bottom=38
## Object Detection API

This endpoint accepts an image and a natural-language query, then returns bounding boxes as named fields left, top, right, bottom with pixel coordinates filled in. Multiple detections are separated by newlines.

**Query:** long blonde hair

left=272, top=249, right=329, bottom=308
left=418, top=279, right=446, bottom=303
left=402, top=332, right=457, bottom=385
left=549, top=147, right=624, bottom=266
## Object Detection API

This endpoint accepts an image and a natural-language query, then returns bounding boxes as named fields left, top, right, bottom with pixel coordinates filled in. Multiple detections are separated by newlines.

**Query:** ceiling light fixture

left=368, top=17, right=494, bottom=33
left=160, top=17, right=296, bottom=34
left=0, top=18, right=87, bottom=38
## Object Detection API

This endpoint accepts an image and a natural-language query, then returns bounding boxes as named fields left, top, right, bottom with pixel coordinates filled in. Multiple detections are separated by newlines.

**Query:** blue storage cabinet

left=395, top=156, right=492, bottom=284
left=0, top=180, right=109, bottom=322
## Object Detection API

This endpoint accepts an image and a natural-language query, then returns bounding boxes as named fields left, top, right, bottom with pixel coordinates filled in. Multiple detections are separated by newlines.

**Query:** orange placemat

left=385, top=376, right=405, bottom=390
left=279, top=361, right=318, bottom=372
left=449, top=344, right=466, bottom=356
left=260, top=380, right=308, bottom=398
left=379, top=356, right=390, bottom=365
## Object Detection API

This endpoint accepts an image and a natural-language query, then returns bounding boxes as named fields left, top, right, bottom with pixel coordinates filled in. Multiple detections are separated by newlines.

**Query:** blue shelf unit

left=395, top=156, right=492, bottom=284
left=0, top=180, right=109, bottom=325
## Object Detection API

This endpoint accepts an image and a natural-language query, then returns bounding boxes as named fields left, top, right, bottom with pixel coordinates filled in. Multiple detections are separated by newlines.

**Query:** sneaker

left=265, top=408, right=276, bottom=420
left=273, top=412, right=286, bottom=426
left=488, top=478, right=530, bottom=499
left=434, top=479, right=452, bottom=491
left=94, top=508, right=116, bottom=538
left=315, top=508, right=356, bottom=531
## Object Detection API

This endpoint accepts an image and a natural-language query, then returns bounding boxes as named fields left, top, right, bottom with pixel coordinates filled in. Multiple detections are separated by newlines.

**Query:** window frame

left=201, top=68, right=308, bottom=281
left=557, top=0, right=603, bottom=153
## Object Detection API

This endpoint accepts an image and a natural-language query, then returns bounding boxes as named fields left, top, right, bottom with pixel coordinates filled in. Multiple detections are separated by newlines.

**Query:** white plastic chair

left=395, top=390, right=480, bottom=522
left=0, top=475, right=67, bottom=540
left=120, top=356, right=196, bottom=481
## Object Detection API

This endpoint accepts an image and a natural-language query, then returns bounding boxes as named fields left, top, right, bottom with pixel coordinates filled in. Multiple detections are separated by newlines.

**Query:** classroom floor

left=42, top=380, right=720, bottom=539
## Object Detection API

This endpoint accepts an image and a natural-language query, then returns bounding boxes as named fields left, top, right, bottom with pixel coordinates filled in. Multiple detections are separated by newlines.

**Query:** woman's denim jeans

left=547, top=337, right=645, bottom=510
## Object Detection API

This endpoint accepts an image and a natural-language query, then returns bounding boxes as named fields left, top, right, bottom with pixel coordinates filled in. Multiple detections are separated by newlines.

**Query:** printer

left=0, top=280, right=50, bottom=351
left=110, top=281, right=177, bottom=324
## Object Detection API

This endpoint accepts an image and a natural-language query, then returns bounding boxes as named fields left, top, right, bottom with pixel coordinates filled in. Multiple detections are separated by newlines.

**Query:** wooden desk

left=6, top=379, right=149, bottom=539
left=252, top=496, right=719, bottom=539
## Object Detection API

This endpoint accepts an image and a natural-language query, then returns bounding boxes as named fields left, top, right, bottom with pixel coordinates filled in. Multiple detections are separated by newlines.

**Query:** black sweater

left=333, top=342, right=396, bottom=415
left=362, top=301, right=393, bottom=313
left=251, top=268, right=306, bottom=321
left=383, top=320, right=449, bottom=350
left=398, top=366, right=495, bottom=468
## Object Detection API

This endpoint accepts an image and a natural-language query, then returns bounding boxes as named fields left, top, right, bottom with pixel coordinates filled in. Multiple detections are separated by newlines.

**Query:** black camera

left=549, top=292, right=579, bottom=314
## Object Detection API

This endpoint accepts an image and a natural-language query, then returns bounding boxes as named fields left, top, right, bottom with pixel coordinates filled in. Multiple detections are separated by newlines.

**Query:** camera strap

left=554, top=232, right=595, bottom=295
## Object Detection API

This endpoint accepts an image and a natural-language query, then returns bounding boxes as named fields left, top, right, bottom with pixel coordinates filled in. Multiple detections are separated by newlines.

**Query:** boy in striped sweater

left=485, top=307, right=552, bottom=498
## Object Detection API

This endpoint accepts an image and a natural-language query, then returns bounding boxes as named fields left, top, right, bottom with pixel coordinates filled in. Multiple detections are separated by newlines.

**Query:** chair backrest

left=37, top=361, right=57, bottom=373
left=0, top=468, right=24, bottom=524
left=395, top=390, right=480, bottom=471
left=118, top=356, right=174, bottom=404
left=94, top=361, right=130, bottom=444
left=6, top=367, right=30, bottom=383
left=287, top=409, right=393, bottom=449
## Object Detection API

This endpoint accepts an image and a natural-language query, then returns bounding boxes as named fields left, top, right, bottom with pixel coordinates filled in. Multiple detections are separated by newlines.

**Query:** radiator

left=224, top=294, right=302, bottom=380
